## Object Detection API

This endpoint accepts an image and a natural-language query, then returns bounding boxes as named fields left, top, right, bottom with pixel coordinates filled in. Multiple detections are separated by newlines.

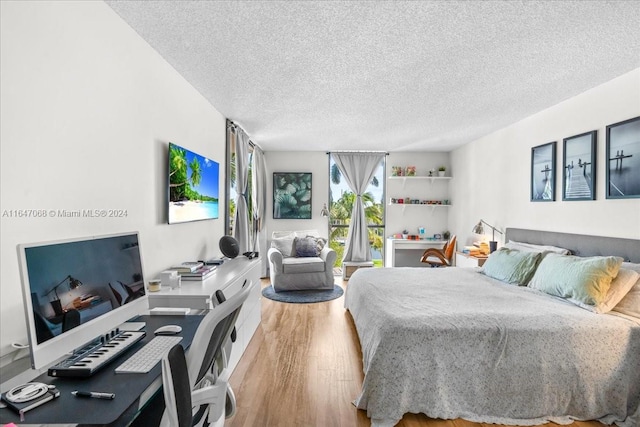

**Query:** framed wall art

left=562, top=130, right=596, bottom=201
left=606, top=116, right=640, bottom=199
left=273, top=172, right=312, bottom=219
left=531, top=141, right=556, bottom=202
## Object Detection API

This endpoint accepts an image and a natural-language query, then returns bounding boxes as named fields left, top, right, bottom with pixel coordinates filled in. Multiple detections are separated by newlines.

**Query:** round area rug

left=262, top=285, right=344, bottom=304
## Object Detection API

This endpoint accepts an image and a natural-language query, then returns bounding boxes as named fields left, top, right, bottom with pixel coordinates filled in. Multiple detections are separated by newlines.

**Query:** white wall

left=450, top=68, right=640, bottom=248
left=263, top=152, right=330, bottom=238
left=386, top=152, right=450, bottom=238
left=0, top=2, right=227, bottom=361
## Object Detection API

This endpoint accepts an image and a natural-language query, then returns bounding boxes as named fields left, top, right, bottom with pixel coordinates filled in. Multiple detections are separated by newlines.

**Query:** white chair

left=160, top=280, right=252, bottom=427
left=267, top=230, right=337, bottom=292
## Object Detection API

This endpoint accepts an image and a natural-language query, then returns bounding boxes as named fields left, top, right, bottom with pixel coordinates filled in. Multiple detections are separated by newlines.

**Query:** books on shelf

left=179, top=265, right=217, bottom=281
left=170, top=261, right=204, bottom=273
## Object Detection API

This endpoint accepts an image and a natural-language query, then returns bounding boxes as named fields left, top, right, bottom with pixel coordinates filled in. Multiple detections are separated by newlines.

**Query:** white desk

left=149, top=257, right=260, bottom=309
left=148, top=257, right=262, bottom=373
left=385, top=238, right=447, bottom=267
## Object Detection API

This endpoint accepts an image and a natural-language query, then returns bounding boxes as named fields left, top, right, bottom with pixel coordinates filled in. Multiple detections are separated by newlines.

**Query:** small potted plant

left=443, top=230, right=451, bottom=240
left=438, top=166, right=446, bottom=177
left=402, top=229, right=409, bottom=239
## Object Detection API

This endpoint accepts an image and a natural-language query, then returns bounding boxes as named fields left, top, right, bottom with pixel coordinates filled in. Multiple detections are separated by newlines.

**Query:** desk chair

left=62, top=308, right=81, bottom=332
left=160, top=281, right=252, bottom=427
left=109, top=282, right=131, bottom=306
left=420, top=235, right=457, bottom=267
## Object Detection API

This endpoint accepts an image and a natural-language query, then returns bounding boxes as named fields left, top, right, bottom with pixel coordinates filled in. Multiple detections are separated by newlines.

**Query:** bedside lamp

left=46, top=275, right=83, bottom=315
left=472, top=220, right=503, bottom=253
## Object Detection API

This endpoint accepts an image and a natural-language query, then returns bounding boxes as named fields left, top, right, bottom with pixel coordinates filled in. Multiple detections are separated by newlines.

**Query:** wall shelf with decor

left=388, top=203, right=451, bottom=214
left=386, top=154, right=451, bottom=245
left=388, top=176, right=451, bottom=188
left=388, top=175, right=452, bottom=211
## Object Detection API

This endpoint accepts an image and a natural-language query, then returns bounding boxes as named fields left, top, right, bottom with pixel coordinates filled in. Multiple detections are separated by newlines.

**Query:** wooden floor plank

left=226, top=277, right=605, bottom=427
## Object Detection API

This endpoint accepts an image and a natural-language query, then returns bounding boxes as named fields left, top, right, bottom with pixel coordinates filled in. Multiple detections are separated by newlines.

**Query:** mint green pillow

left=528, top=253, right=623, bottom=305
left=481, top=248, right=542, bottom=285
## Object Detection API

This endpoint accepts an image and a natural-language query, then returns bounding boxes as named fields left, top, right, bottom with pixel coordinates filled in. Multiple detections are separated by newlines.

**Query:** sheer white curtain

left=251, top=146, right=267, bottom=255
left=331, top=152, right=385, bottom=262
left=232, top=127, right=251, bottom=254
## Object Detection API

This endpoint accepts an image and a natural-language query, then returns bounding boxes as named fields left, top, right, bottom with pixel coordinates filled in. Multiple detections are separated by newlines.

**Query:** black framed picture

left=562, top=131, right=596, bottom=201
left=273, top=172, right=312, bottom=219
left=531, top=141, right=556, bottom=202
left=606, top=116, right=640, bottom=199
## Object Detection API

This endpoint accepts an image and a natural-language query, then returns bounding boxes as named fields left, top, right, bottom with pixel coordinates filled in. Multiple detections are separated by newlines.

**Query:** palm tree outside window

left=328, top=157, right=385, bottom=268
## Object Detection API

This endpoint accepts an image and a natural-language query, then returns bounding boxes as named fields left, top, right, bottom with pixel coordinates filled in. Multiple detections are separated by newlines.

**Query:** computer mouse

left=154, top=325, right=182, bottom=335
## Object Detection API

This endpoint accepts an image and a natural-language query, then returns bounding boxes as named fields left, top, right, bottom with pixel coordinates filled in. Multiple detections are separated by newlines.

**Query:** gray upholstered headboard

left=505, top=228, right=640, bottom=263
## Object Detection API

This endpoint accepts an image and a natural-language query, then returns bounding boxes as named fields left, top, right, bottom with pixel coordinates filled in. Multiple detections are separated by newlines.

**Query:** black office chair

left=62, top=309, right=81, bottom=332
left=160, top=280, right=252, bottom=427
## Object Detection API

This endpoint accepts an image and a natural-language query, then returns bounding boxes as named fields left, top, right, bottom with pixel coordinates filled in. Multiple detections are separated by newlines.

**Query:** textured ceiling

left=106, top=1, right=640, bottom=152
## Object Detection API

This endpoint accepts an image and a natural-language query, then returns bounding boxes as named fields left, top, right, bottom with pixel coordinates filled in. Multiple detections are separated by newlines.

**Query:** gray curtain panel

left=251, top=146, right=267, bottom=253
left=233, top=127, right=251, bottom=254
left=331, top=152, right=385, bottom=262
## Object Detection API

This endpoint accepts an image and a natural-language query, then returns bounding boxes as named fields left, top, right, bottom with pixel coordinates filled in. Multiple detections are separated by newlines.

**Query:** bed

left=344, top=228, right=640, bottom=427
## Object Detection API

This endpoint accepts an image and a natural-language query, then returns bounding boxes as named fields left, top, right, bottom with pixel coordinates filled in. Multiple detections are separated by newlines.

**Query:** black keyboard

left=48, top=331, right=146, bottom=378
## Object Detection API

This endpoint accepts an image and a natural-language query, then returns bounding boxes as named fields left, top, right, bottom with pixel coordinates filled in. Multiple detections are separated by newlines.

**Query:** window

left=328, top=156, right=385, bottom=268
left=225, top=124, right=254, bottom=236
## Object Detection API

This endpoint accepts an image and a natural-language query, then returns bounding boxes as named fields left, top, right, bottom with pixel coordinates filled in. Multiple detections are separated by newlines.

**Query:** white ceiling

left=106, top=1, right=640, bottom=152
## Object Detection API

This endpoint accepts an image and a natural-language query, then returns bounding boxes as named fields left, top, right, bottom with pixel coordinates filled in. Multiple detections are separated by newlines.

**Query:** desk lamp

left=46, top=275, right=83, bottom=315
left=472, top=220, right=503, bottom=253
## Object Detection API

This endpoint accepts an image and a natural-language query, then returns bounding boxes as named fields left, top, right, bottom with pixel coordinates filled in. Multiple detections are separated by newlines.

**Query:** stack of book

left=478, top=242, right=490, bottom=255
left=170, top=261, right=204, bottom=273
left=180, top=265, right=217, bottom=281
left=462, top=245, right=482, bottom=256
left=170, top=262, right=217, bottom=281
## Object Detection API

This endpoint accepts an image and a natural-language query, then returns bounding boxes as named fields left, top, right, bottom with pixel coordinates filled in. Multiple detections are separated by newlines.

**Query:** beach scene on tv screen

left=169, top=143, right=219, bottom=223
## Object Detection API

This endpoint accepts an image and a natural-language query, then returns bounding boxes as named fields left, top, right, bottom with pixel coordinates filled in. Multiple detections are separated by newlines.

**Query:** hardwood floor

left=226, top=277, right=604, bottom=427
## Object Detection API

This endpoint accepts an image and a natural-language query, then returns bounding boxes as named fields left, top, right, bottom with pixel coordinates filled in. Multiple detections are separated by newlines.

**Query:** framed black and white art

left=606, top=116, right=640, bottom=199
left=531, top=142, right=556, bottom=202
left=562, top=131, right=596, bottom=201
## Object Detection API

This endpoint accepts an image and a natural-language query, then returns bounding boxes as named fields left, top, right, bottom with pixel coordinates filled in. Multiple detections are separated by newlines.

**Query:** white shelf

left=388, top=176, right=450, bottom=179
left=388, top=203, right=451, bottom=214
left=388, top=203, right=451, bottom=206
left=388, top=176, right=451, bottom=188
left=389, top=175, right=450, bottom=185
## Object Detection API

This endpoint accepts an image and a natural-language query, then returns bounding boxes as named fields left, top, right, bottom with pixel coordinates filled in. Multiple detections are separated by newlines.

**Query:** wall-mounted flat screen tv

left=168, top=142, right=220, bottom=224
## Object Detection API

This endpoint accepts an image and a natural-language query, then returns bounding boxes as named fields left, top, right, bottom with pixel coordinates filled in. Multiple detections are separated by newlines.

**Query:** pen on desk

left=72, top=391, right=115, bottom=400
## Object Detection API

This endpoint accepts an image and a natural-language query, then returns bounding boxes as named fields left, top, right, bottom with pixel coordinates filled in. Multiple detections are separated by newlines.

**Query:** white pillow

left=567, top=268, right=640, bottom=314
left=613, top=265, right=640, bottom=318
left=503, top=241, right=543, bottom=253
left=505, top=240, right=571, bottom=255
left=272, top=231, right=295, bottom=239
left=271, top=236, right=296, bottom=257
left=621, top=261, right=640, bottom=273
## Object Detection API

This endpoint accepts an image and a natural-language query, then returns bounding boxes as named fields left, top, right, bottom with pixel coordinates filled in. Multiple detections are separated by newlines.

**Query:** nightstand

left=455, top=251, right=488, bottom=267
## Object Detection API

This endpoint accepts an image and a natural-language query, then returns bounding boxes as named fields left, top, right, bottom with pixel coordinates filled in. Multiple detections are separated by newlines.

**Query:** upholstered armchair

left=268, top=230, right=337, bottom=292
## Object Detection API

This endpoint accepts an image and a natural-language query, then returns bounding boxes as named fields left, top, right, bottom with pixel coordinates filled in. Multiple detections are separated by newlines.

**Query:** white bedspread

left=344, top=267, right=640, bottom=427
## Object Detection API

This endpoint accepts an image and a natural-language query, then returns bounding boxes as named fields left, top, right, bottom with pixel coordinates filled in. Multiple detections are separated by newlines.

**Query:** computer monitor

left=17, top=231, right=149, bottom=370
